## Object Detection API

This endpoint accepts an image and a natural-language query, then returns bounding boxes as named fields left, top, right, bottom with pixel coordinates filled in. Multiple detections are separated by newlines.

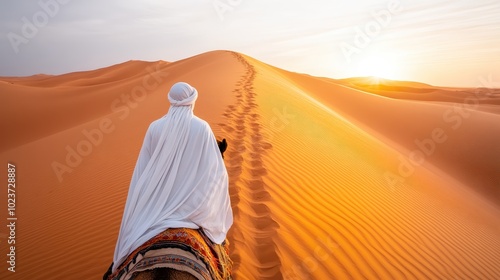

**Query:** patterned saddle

left=104, top=228, right=232, bottom=280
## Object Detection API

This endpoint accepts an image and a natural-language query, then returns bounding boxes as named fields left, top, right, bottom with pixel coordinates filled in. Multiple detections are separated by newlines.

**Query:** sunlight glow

left=355, top=53, right=402, bottom=80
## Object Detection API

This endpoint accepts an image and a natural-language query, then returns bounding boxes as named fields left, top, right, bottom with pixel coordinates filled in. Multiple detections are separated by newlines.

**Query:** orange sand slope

left=1, top=50, right=499, bottom=279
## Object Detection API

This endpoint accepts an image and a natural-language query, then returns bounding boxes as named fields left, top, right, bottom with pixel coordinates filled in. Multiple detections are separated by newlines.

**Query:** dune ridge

left=221, top=52, right=281, bottom=279
left=242, top=53, right=500, bottom=279
left=273, top=69, right=500, bottom=203
left=1, top=50, right=499, bottom=279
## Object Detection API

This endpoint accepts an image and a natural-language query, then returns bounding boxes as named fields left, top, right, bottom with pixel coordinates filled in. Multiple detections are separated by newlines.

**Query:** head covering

left=168, top=82, right=198, bottom=107
left=112, top=82, right=232, bottom=272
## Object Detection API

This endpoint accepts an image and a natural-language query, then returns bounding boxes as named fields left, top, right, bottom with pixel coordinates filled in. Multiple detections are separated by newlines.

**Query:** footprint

left=224, top=52, right=283, bottom=277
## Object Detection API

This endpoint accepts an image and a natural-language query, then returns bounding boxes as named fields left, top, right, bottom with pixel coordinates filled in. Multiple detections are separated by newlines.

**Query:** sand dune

left=337, top=77, right=500, bottom=108
left=1, top=50, right=499, bottom=279
left=276, top=69, right=500, bottom=203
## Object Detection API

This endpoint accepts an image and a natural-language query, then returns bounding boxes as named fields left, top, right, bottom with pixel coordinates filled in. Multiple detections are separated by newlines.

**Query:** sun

left=355, top=53, right=402, bottom=81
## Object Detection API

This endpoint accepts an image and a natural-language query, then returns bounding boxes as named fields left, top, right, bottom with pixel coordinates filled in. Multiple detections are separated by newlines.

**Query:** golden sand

left=0, top=51, right=499, bottom=279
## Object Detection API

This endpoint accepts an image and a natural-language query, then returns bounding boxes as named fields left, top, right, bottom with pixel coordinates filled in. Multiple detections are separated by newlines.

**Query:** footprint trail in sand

left=219, top=52, right=282, bottom=279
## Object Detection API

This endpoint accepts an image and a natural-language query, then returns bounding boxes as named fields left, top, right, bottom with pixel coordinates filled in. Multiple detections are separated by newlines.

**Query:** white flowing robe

left=112, top=84, right=233, bottom=272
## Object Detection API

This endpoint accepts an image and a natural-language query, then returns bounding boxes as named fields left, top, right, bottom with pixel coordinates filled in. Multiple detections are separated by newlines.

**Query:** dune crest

left=1, top=50, right=499, bottom=279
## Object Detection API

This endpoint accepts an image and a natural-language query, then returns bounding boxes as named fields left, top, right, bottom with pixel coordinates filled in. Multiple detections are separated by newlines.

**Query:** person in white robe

left=112, top=82, right=233, bottom=273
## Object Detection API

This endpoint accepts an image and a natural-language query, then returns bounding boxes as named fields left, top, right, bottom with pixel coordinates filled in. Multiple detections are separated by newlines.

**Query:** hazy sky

left=1, top=0, right=499, bottom=87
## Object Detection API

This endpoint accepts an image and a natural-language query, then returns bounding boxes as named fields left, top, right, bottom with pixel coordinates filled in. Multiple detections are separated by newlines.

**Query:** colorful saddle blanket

left=104, top=228, right=232, bottom=280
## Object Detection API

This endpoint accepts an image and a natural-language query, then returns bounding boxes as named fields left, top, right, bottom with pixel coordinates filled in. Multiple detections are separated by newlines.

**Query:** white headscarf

left=112, top=82, right=233, bottom=272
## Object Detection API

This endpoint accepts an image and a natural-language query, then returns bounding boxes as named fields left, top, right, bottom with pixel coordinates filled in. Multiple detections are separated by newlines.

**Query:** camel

left=104, top=139, right=230, bottom=280
left=217, top=139, right=228, bottom=158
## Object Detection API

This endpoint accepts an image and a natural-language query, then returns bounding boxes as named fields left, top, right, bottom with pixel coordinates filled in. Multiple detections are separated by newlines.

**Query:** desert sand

left=1, top=50, right=499, bottom=279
